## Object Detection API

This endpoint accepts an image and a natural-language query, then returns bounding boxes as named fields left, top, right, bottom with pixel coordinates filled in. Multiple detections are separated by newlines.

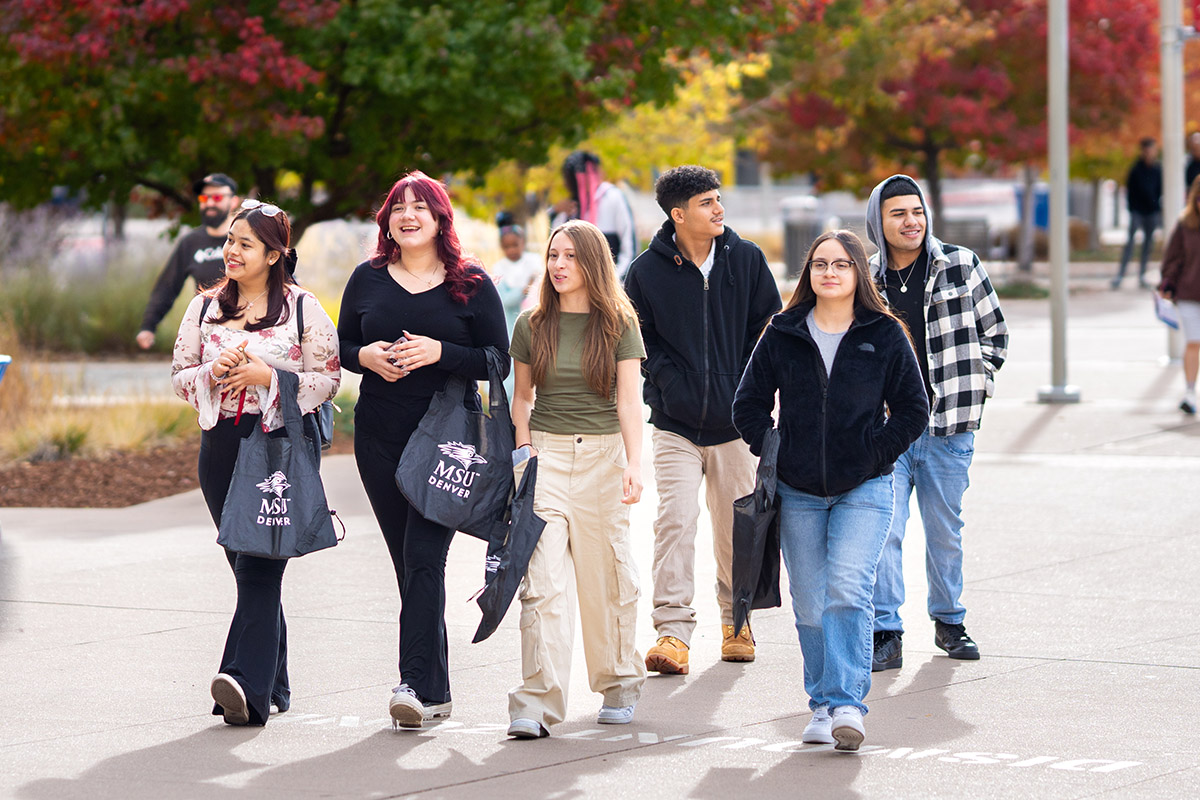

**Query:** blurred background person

left=1157, top=175, right=1200, bottom=415
left=1113, top=138, right=1162, bottom=290
left=550, top=151, right=637, bottom=279
left=138, top=173, right=240, bottom=349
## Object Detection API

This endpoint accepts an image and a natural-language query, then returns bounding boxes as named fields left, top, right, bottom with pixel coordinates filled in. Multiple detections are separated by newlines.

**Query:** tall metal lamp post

left=1039, top=0, right=1081, bottom=403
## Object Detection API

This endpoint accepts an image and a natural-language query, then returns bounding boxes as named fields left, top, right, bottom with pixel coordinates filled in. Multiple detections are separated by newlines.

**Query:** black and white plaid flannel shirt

left=872, top=237, right=1008, bottom=436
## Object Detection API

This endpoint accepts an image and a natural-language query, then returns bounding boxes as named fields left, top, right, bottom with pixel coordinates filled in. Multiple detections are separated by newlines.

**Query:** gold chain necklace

left=400, top=263, right=442, bottom=286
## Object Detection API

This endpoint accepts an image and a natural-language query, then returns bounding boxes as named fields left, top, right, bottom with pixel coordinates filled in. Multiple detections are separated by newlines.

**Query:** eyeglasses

left=241, top=198, right=284, bottom=217
left=197, top=193, right=233, bottom=204
left=807, top=259, right=854, bottom=274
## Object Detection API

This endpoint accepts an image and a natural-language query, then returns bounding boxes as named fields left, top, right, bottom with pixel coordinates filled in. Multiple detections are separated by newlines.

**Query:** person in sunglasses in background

left=137, top=173, right=241, bottom=350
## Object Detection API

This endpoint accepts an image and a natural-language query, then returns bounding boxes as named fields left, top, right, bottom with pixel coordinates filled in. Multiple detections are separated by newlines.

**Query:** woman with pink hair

left=337, top=171, right=509, bottom=729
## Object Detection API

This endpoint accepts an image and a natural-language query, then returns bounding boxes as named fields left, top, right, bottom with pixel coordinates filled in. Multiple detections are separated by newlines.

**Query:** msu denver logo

left=256, top=471, right=292, bottom=526
left=429, top=442, right=486, bottom=499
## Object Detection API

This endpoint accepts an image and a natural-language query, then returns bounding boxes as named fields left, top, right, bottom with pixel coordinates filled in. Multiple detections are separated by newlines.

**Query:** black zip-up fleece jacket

left=733, top=302, right=929, bottom=497
left=624, top=221, right=782, bottom=446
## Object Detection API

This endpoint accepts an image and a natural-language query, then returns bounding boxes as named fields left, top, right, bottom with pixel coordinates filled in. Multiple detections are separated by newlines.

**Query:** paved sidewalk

left=1, top=284, right=1197, bottom=799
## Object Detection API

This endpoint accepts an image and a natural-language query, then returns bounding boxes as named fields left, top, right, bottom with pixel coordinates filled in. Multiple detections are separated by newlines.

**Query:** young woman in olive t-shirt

left=505, top=220, right=648, bottom=739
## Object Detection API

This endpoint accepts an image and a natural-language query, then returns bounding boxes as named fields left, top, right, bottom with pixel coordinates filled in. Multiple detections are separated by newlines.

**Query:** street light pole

left=1162, top=0, right=1187, bottom=361
left=1039, top=0, right=1081, bottom=403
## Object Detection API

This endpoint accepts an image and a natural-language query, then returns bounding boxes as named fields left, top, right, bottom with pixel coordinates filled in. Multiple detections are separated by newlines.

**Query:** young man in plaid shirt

left=865, top=175, right=1008, bottom=671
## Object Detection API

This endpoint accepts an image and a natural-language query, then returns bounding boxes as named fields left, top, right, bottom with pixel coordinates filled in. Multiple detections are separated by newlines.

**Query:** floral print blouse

left=172, top=286, right=341, bottom=431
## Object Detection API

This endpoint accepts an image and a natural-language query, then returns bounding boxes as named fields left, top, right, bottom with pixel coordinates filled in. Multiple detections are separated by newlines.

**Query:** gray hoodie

left=865, top=174, right=938, bottom=278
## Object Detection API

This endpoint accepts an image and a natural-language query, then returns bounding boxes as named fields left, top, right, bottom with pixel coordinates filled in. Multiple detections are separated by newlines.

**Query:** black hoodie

left=624, top=220, right=782, bottom=446
left=733, top=302, right=929, bottom=497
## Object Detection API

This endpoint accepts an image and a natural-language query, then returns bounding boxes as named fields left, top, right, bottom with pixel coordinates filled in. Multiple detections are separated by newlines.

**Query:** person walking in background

left=1185, top=132, right=1200, bottom=194
left=1113, top=138, right=1163, bottom=290
left=490, top=213, right=542, bottom=333
left=506, top=220, right=647, bottom=740
left=171, top=198, right=341, bottom=726
left=733, top=230, right=928, bottom=751
left=337, top=172, right=509, bottom=729
left=138, top=173, right=240, bottom=349
left=1157, top=175, right=1200, bottom=415
left=866, top=175, right=1008, bottom=673
left=624, top=165, right=781, bottom=673
left=550, top=150, right=637, bottom=279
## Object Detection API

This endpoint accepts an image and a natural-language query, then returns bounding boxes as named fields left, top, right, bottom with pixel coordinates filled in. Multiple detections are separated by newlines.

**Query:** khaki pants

left=508, top=431, right=646, bottom=727
left=650, top=428, right=758, bottom=643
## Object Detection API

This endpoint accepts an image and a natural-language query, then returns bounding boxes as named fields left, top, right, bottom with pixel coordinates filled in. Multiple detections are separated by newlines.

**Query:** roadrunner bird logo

left=438, top=442, right=487, bottom=469
left=256, top=471, right=291, bottom=498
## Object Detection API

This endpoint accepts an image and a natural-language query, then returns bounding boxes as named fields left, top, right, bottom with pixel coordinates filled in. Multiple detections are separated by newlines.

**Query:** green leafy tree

left=0, top=0, right=803, bottom=237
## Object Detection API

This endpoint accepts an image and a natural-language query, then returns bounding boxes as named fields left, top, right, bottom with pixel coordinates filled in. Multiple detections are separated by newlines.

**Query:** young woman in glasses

left=336, top=172, right=509, bottom=729
left=732, top=230, right=928, bottom=751
left=171, top=199, right=341, bottom=726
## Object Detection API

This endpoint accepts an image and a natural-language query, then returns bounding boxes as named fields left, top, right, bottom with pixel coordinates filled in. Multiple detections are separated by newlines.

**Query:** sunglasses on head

left=197, top=193, right=233, bottom=203
left=241, top=198, right=284, bottom=217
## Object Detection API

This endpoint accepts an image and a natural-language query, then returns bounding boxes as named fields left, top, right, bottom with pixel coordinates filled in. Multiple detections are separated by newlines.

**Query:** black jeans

left=198, top=414, right=292, bottom=725
left=354, top=408, right=455, bottom=704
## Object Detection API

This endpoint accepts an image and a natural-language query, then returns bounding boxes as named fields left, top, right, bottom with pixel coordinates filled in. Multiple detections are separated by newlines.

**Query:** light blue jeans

left=778, top=474, right=894, bottom=714
left=872, top=430, right=974, bottom=633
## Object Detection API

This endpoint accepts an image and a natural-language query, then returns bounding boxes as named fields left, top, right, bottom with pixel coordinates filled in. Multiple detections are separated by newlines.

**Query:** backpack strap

left=295, top=287, right=305, bottom=343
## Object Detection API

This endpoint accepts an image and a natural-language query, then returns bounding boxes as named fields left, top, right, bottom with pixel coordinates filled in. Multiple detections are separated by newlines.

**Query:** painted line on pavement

left=270, top=715, right=1142, bottom=775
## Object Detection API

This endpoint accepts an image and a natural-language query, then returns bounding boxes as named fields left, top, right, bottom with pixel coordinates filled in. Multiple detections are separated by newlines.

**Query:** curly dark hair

left=654, top=165, right=721, bottom=215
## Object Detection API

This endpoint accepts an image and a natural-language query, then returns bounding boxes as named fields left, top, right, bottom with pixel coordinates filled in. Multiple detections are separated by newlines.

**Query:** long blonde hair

left=528, top=220, right=638, bottom=399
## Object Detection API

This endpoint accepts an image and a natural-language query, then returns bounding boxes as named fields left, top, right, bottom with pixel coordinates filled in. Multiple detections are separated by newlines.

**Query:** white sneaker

left=1181, top=390, right=1197, bottom=415
left=211, top=673, right=249, bottom=725
left=597, top=703, right=636, bottom=724
left=389, top=684, right=452, bottom=730
left=507, top=718, right=549, bottom=739
left=830, top=706, right=865, bottom=751
left=802, top=706, right=834, bottom=744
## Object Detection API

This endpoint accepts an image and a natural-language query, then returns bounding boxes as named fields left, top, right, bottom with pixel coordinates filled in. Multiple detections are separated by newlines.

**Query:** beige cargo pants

left=508, top=431, right=646, bottom=727
left=650, top=428, right=758, bottom=643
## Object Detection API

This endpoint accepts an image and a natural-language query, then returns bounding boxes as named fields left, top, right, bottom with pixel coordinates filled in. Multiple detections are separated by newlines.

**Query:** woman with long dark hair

left=505, top=220, right=646, bottom=740
left=337, top=171, right=509, bottom=729
left=172, top=199, right=341, bottom=726
left=732, top=230, right=928, bottom=751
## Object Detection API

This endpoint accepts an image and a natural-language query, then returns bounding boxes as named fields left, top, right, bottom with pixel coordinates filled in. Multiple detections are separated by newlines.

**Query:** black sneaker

left=934, top=621, right=980, bottom=660
left=871, top=630, right=903, bottom=671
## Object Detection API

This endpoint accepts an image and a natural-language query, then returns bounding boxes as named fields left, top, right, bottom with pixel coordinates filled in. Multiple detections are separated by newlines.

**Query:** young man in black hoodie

left=624, top=166, right=781, bottom=673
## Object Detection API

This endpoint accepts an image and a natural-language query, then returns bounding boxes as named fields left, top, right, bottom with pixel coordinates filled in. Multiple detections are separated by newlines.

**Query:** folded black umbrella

left=731, top=427, right=782, bottom=637
left=472, top=455, right=546, bottom=643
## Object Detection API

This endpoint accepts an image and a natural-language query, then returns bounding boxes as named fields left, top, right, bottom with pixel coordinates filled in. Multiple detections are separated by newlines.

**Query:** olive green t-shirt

left=510, top=311, right=645, bottom=434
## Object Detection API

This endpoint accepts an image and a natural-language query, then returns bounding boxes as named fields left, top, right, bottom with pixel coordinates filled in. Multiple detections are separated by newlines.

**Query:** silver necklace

left=240, top=288, right=268, bottom=308
left=893, top=261, right=919, bottom=294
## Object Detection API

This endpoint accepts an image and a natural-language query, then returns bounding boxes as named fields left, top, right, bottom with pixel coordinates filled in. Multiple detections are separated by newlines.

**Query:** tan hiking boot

left=721, top=624, right=755, bottom=662
left=645, top=635, right=689, bottom=674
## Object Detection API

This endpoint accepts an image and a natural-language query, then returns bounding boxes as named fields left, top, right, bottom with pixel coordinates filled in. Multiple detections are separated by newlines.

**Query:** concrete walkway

left=1, top=283, right=1197, bottom=799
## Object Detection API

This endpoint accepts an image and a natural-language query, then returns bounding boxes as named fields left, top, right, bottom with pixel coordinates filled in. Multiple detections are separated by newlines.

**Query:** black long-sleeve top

left=337, top=261, right=509, bottom=438
left=1126, top=159, right=1162, bottom=215
left=140, top=228, right=227, bottom=333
